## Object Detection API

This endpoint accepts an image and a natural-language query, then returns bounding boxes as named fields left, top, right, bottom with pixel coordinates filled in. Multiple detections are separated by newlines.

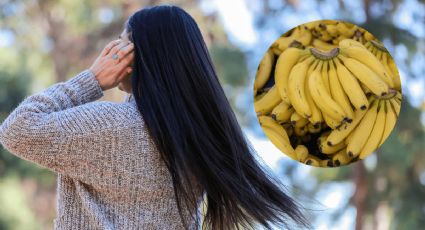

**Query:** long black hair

left=126, top=5, right=309, bottom=230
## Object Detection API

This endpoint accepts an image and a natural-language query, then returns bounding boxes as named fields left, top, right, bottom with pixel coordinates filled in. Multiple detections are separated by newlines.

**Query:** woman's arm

left=0, top=70, right=99, bottom=165
left=0, top=69, right=139, bottom=185
left=0, top=39, right=135, bottom=184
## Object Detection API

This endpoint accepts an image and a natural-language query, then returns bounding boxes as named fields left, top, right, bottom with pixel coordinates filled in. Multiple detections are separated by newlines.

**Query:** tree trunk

left=353, top=161, right=367, bottom=230
left=363, top=0, right=371, bottom=21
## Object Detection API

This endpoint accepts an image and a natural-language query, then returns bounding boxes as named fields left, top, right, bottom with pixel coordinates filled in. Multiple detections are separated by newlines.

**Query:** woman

left=0, top=5, right=309, bottom=230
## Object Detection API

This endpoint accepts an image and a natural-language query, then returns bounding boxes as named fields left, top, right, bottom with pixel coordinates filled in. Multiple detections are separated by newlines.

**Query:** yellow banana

left=379, top=100, right=397, bottom=146
left=347, top=100, right=379, bottom=157
left=326, top=108, right=368, bottom=146
left=339, top=39, right=365, bottom=49
left=373, top=51, right=395, bottom=91
left=332, top=35, right=350, bottom=45
left=387, top=54, right=402, bottom=91
left=381, top=52, right=395, bottom=86
left=259, top=115, right=284, bottom=132
left=254, top=49, right=275, bottom=90
left=338, top=55, right=390, bottom=96
left=317, top=59, right=346, bottom=129
left=308, top=66, right=347, bottom=122
left=375, top=49, right=383, bottom=60
left=284, top=26, right=313, bottom=46
left=334, top=58, right=369, bottom=110
left=275, top=47, right=304, bottom=104
left=321, top=60, right=330, bottom=93
left=307, top=123, right=321, bottom=133
left=395, top=91, right=402, bottom=101
left=296, top=27, right=313, bottom=46
left=295, top=145, right=309, bottom=162
left=363, top=31, right=375, bottom=41
left=370, top=46, right=379, bottom=56
left=389, top=97, right=401, bottom=116
left=259, top=116, right=296, bottom=158
left=254, top=90, right=267, bottom=102
left=318, top=132, right=346, bottom=154
left=332, top=148, right=352, bottom=166
left=343, top=93, right=375, bottom=144
left=320, top=139, right=346, bottom=154
left=329, top=60, right=354, bottom=120
left=339, top=42, right=395, bottom=88
left=336, top=23, right=358, bottom=37
left=272, top=47, right=282, bottom=56
left=364, top=41, right=372, bottom=50
left=291, top=111, right=309, bottom=128
left=314, top=22, right=326, bottom=32
left=318, top=30, right=333, bottom=42
left=288, top=56, right=315, bottom=118
left=273, top=37, right=297, bottom=51
left=304, top=155, right=321, bottom=167
left=262, top=126, right=296, bottom=159
left=254, top=86, right=281, bottom=115
left=307, top=58, right=320, bottom=77
left=312, top=39, right=338, bottom=51
left=294, top=125, right=308, bottom=137
left=271, top=101, right=294, bottom=122
left=304, top=21, right=321, bottom=30
left=312, top=59, right=341, bottom=129
left=320, top=159, right=334, bottom=167
left=323, top=113, right=343, bottom=130
left=325, top=24, right=338, bottom=36
left=345, top=130, right=355, bottom=145
left=360, top=83, right=372, bottom=94
left=289, top=26, right=303, bottom=37
left=305, top=60, right=323, bottom=125
left=359, top=100, right=386, bottom=159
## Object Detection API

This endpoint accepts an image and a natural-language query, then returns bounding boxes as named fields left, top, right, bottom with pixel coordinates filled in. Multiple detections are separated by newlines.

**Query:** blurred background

left=0, top=0, right=424, bottom=229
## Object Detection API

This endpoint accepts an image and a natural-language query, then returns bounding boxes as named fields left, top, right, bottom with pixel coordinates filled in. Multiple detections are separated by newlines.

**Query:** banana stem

left=370, top=40, right=388, bottom=52
left=288, top=40, right=303, bottom=48
left=310, top=47, right=340, bottom=60
left=353, top=29, right=363, bottom=39
left=372, top=88, right=398, bottom=100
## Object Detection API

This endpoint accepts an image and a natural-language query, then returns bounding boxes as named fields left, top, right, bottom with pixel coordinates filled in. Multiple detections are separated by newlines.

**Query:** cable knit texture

left=0, top=69, right=201, bottom=230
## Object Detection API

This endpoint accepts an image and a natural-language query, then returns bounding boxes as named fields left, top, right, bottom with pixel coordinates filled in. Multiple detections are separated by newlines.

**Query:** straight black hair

left=126, top=5, right=309, bottom=230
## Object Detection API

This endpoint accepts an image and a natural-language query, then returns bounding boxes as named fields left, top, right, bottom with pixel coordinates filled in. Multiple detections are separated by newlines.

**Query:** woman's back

left=0, top=70, right=202, bottom=229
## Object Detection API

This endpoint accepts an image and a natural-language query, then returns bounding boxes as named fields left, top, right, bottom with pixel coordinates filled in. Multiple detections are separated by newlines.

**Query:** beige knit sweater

left=0, top=69, right=201, bottom=229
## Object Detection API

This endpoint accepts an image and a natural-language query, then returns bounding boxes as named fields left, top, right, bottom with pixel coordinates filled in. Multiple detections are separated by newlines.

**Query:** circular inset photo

left=253, top=20, right=402, bottom=167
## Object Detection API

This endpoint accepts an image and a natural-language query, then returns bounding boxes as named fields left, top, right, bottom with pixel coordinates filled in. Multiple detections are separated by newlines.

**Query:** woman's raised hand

left=89, top=39, right=135, bottom=91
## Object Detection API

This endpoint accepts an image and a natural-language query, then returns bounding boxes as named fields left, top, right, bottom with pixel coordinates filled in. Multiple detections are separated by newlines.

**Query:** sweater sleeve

left=0, top=69, right=107, bottom=178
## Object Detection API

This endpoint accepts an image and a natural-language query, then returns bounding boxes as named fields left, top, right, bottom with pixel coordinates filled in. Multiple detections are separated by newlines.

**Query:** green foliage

left=210, top=44, right=249, bottom=87
left=0, top=177, right=42, bottom=230
left=209, top=43, right=250, bottom=123
left=0, top=55, right=56, bottom=184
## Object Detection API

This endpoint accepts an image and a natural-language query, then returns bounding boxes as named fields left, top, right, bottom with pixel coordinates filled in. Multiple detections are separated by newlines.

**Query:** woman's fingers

left=109, top=42, right=131, bottom=59
left=101, top=39, right=121, bottom=57
left=116, top=43, right=134, bottom=60
left=117, top=66, right=133, bottom=82
left=116, top=52, right=134, bottom=70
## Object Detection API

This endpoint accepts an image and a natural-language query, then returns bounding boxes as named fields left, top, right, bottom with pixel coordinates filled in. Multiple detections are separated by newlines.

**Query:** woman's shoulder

left=57, top=99, right=144, bottom=134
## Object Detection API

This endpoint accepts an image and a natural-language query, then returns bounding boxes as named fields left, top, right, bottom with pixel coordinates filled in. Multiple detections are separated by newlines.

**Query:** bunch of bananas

left=254, top=20, right=402, bottom=167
